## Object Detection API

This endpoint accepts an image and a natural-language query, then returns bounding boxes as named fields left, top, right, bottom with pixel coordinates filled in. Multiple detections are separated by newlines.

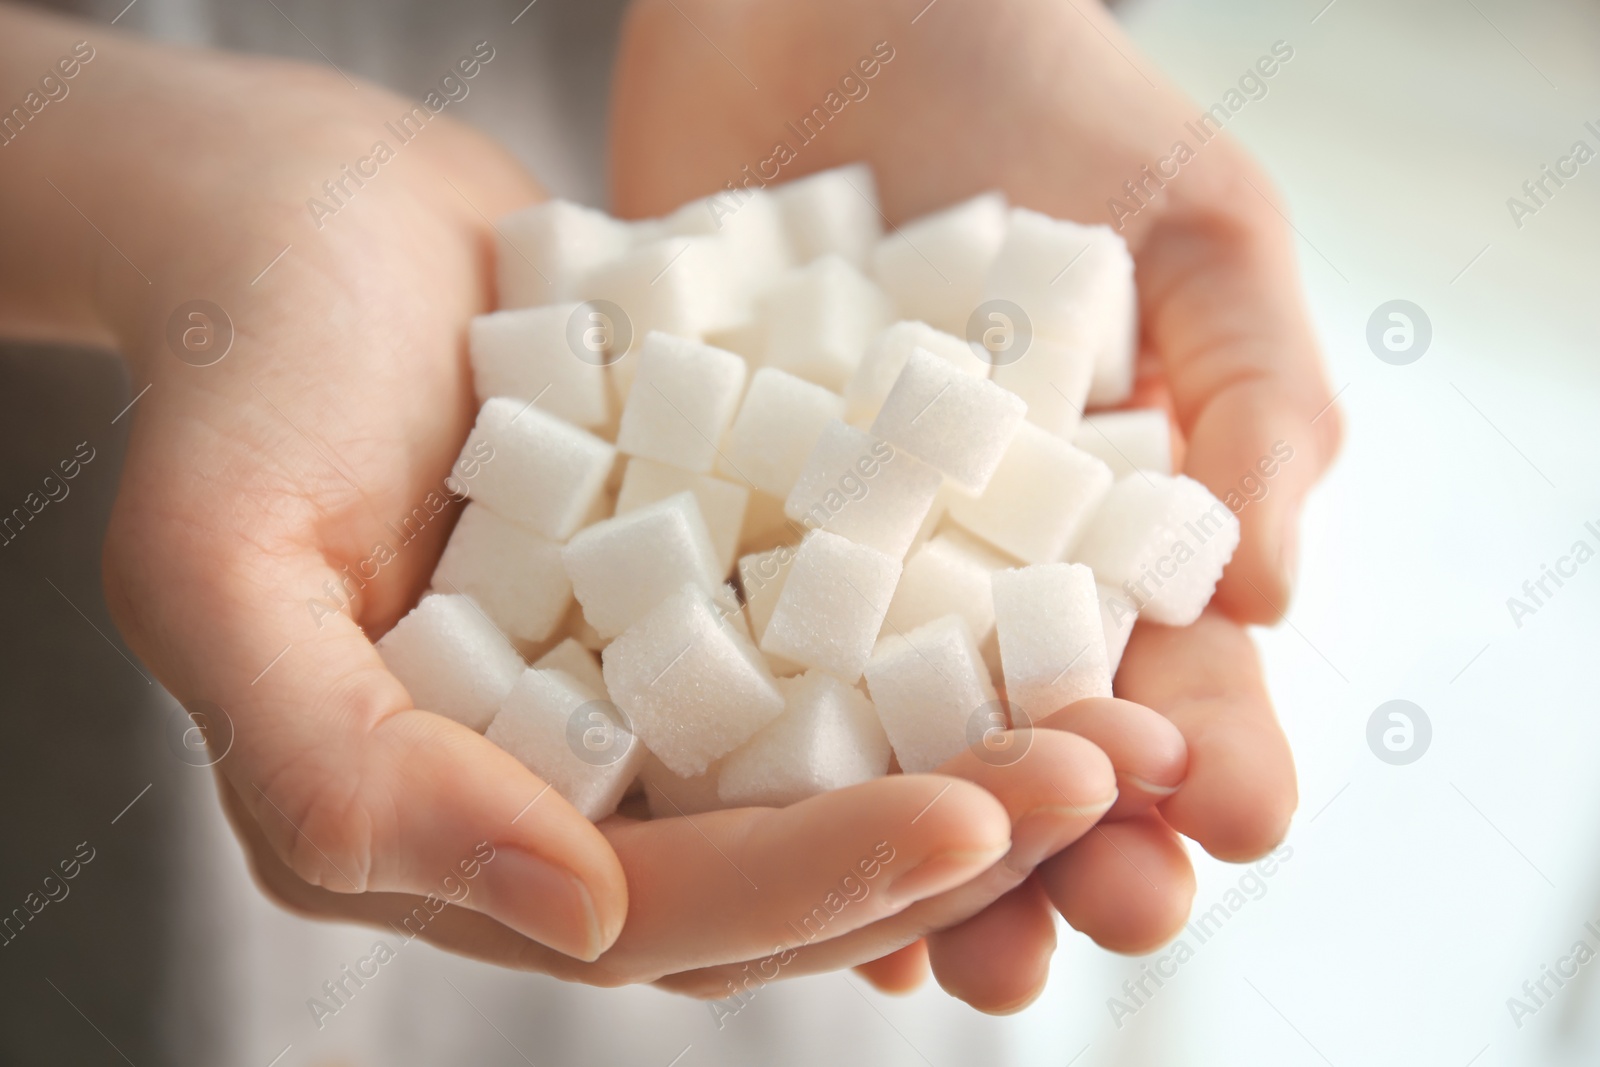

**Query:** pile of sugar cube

left=376, top=164, right=1239, bottom=822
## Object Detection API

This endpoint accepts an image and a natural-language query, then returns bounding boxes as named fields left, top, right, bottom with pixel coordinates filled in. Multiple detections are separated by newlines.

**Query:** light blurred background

left=2, top=0, right=1597, bottom=1064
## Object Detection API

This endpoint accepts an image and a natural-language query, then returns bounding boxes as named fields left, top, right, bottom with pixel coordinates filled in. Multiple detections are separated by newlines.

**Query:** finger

left=1036, top=698, right=1187, bottom=819
left=1115, top=611, right=1296, bottom=861
left=854, top=940, right=929, bottom=995
left=927, top=876, right=1056, bottom=1014
left=656, top=730, right=1115, bottom=995
left=1138, top=166, right=1343, bottom=621
left=1040, top=813, right=1194, bottom=954
left=224, top=770, right=1011, bottom=985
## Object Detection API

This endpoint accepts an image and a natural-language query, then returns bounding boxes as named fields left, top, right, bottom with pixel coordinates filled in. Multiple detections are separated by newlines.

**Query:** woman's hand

left=610, top=0, right=1338, bottom=1009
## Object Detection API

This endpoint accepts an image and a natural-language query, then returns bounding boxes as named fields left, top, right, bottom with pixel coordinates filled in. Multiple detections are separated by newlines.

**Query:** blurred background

left=2, top=0, right=1597, bottom=1063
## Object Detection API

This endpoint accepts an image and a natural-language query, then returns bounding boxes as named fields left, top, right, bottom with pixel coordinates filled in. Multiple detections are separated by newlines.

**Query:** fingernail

left=1122, top=774, right=1180, bottom=799
left=1007, top=796, right=1116, bottom=871
left=886, top=846, right=1008, bottom=908
left=480, top=847, right=604, bottom=961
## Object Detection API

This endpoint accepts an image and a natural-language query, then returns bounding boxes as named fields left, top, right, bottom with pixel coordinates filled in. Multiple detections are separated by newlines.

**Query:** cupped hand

left=610, top=0, right=1338, bottom=1008
left=0, top=8, right=1104, bottom=986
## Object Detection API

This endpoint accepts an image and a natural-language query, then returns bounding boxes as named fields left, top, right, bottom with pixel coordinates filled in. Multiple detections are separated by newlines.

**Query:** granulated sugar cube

left=717, top=671, right=892, bottom=807
left=761, top=530, right=901, bottom=683
left=496, top=199, right=633, bottom=309
left=774, top=163, right=883, bottom=267
left=562, top=492, right=721, bottom=639
left=459, top=397, right=614, bottom=541
left=784, top=420, right=941, bottom=560
left=640, top=752, right=725, bottom=818
left=485, top=667, right=644, bottom=821
left=468, top=304, right=611, bottom=430
left=615, top=457, right=750, bottom=576
left=864, top=614, right=998, bottom=774
left=602, top=583, right=785, bottom=777
left=844, top=321, right=991, bottom=428
left=992, top=563, right=1112, bottom=717
left=990, top=336, right=1095, bottom=439
left=712, top=582, right=752, bottom=642
left=1073, top=410, right=1173, bottom=480
left=430, top=503, right=571, bottom=644
left=376, top=593, right=525, bottom=733
left=871, top=347, right=1026, bottom=493
left=882, top=528, right=1013, bottom=643
left=651, top=189, right=795, bottom=305
left=871, top=192, right=1008, bottom=336
left=1072, top=473, right=1239, bottom=626
left=1097, top=582, right=1138, bottom=675
left=758, top=255, right=894, bottom=392
left=534, top=637, right=607, bottom=698
left=945, top=421, right=1114, bottom=564
left=982, top=207, right=1137, bottom=407
left=580, top=238, right=739, bottom=374
left=718, top=368, right=846, bottom=499
left=616, top=332, right=747, bottom=473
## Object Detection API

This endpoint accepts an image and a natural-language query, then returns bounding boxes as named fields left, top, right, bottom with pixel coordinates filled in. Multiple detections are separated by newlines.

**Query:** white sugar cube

left=870, top=347, right=1027, bottom=493
left=718, top=368, right=845, bottom=499
left=1097, top=582, right=1138, bottom=675
left=758, top=256, right=894, bottom=392
left=1073, top=410, right=1173, bottom=480
left=992, top=563, right=1112, bottom=718
left=870, top=192, right=1008, bottom=336
left=760, top=530, right=901, bottom=683
left=534, top=638, right=607, bottom=698
left=602, top=584, right=785, bottom=777
left=990, top=336, right=1095, bottom=439
left=640, top=752, right=725, bottom=818
left=883, top=528, right=1013, bottom=643
left=430, top=503, right=571, bottom=645
left=459, top=398, right=614, bottom=541
left=468, top=305, right=611, bottom=430
left=784, top=420, right=941, bottom=559
left=1072, top=473, right=1239, bottom=626
left=496, top=199, right=633, bottom=309
left=844, top=321, right=990, bottom=427
left=774, top=163, right=883, bottom=267
left=579, top=237, right=738, bottom=376
left=376, top=593, right=524, bottom=733
left=712, top=582, right=752, bottom=642
left=616, top=332, right=747, bottom=474
left=563, top=492, right=721, bottom=639
left=864, top=615, right=998, bottom=774
left=654, top=189, right=796, bottom=304
left=982, top=208, right=1137, bottom=407
left=615, top=457, right=750, bottom=577
left=717, top=671, right=891, bottom=807
left=945, top=421, right=1114, bottom=564
left=485, top=667, right=644, bottom=821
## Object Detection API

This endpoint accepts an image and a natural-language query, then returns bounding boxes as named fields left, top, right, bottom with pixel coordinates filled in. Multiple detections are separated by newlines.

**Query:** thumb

left=105, top=528, right=628, bottom=961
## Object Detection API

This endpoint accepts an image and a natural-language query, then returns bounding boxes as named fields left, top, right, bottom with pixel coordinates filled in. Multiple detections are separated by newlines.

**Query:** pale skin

left=0, top=0, right=1334, bottom=1017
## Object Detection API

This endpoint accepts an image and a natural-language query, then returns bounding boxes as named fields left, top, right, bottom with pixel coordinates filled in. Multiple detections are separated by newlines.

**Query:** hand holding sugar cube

left=378, top=163, right=1242, bottom=825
